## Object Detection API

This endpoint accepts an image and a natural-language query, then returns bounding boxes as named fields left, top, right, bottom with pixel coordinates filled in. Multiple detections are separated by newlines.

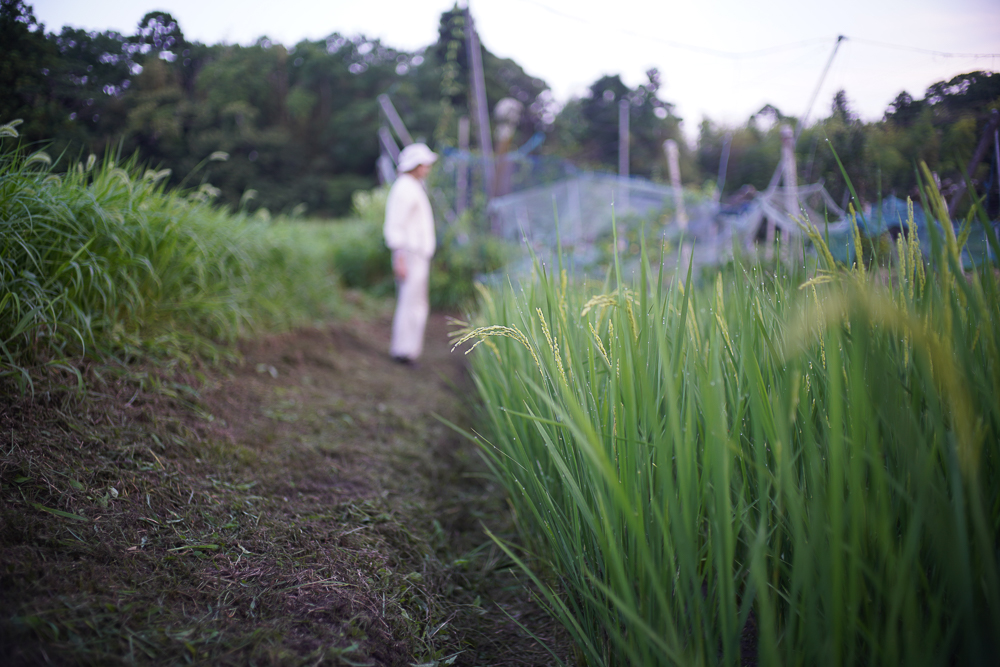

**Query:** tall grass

left=1, top=123, right=343, bottom=389
left=455, top=168, right=1000, bottom=665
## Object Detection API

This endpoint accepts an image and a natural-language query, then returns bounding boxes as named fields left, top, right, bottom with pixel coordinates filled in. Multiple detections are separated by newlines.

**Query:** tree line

left=2, top=0, right=998, bottom=218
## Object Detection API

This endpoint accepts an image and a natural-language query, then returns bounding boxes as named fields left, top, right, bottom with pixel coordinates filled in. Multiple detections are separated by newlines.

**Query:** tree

left=831, top=89, right=857, bottom=124
left=0, top=0, right=64, bottom=142
left=547, top=70, right=681, bottom=179
left=884, top=91, right=923, bottom=127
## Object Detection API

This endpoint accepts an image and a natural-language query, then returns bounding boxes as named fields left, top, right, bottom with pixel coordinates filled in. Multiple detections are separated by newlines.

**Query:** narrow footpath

left=0, top=311, right=570, bottom=666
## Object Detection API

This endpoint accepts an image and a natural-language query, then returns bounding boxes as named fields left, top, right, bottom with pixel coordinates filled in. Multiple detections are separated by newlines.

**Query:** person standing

left=383, top=143, right=438, bottom=364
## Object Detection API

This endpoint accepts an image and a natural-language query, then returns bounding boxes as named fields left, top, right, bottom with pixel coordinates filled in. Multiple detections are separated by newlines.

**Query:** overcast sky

left=33, top=0, right=1000, bottom=139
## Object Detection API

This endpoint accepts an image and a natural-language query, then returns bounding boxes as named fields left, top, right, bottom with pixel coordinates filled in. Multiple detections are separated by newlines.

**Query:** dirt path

left=1, top=311, right=570, bottom=665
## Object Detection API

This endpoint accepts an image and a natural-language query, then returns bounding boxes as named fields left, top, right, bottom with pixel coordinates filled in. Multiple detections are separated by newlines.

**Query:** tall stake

left=717, top=132, right=732, bottom=200
left=457, top=116, right=470, bottom=215
left=466, top=9, right=494, bottom=203
left=781, top=124, right=800, bottom=260
left=619, top=99, right=630, bottom=213
left=377, top=94, right=413, bottom=146
left=664, top=139, right=687, bottom=230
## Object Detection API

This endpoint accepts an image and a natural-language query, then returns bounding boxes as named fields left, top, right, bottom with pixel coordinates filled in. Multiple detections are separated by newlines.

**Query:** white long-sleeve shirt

left=383, top=173, right=435, bottom=258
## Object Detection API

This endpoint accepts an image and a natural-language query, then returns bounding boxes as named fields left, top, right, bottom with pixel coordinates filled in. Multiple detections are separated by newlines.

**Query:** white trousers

left=390, top=250, right=431, bottom=360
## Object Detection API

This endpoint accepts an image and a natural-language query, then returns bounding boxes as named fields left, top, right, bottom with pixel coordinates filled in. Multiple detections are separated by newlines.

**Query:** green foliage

left=0, top=126, right=343, bottom=389
left=0, top=1, right=67, bottom=143
left=4, top=5, right=554, bottom=218
left=429, top=213, right=509, bottom=310
left=330, top=189, right=393, bottom=296
left=456, top=176, right=1000, bottom=664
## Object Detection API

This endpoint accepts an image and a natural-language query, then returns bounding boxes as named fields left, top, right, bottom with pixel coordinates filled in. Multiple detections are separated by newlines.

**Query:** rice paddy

left=454, top=171, right=1000, bottom=665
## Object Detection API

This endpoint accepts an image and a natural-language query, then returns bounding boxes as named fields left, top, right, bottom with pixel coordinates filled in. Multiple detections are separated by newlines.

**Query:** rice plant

left=455, top=167, right=1000, bottom=665
left=0, top=122, right=343, bottom=390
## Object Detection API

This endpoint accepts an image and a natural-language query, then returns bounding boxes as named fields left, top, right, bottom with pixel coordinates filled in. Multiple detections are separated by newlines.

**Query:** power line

left=511, top=0, right=830, bottom=59
left=509, top=0, right=1000, bottom=61
left=848, top=37, right=1000, bottom=59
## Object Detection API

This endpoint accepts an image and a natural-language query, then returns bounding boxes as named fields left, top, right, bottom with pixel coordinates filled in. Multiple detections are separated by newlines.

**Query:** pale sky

left=32, top=0, right=1000, bottom=141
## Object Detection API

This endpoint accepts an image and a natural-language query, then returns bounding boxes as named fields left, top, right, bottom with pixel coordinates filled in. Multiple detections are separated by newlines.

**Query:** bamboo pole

left=664, top=139, right=688, bottom=230
left=456, top=116, right=470, bottom=215
left=619, top=99, right=630, bottom=214
left=466, top=9, right=494, bottom=203
left=377, top=94, right=413, bottom=146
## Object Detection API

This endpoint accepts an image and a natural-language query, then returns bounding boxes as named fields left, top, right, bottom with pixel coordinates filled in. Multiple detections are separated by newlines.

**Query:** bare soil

left=0, top=309, right=571, bottom=666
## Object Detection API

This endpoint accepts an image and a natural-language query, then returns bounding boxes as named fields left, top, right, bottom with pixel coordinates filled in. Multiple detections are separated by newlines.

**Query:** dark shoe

left=391, top=355, right=414, bottom=365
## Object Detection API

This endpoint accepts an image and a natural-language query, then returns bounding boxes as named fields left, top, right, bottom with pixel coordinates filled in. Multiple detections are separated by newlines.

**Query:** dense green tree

left=0, top=0, right=65, bottom=144
left=3, top=0, right=996, bottom=218
left=884, top=91, right=923, bottom=127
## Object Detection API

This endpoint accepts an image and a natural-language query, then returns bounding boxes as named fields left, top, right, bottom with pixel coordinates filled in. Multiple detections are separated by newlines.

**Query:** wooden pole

left=456, top=116, right=469, bottom=215
left=781, top=124, right=798, bottom=219
left=992, top=127, right=1000, bottom=238
left=619, top=99, right=630, bottom=213
left=664, top=139, right=687, bottom=230
left=378, top=126, right=400, bottom=164
left=466, top=9, right=494, bottom=202
left=781, top=124, right=800, bottom=260
left=618, top=99, right=630, bottom=179
left=717, top=132, right=732, bottom=200
left=764, top=154, right=780, bottom=261
left=377, top=94, right=413, bottom=146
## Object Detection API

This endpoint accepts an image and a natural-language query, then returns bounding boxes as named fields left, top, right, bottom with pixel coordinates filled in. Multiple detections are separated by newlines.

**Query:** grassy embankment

left=0, top=120, right=347, bottom=392
left=456, top=168, right=1000, bottom=665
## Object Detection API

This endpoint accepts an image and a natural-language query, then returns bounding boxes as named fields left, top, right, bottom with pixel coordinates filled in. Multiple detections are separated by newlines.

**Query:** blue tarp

left=822, top=196, right=997, bottom=267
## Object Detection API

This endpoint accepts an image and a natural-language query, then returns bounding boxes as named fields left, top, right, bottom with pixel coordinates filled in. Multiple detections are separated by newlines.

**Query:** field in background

left=456, top=172, right=1000, bottom=665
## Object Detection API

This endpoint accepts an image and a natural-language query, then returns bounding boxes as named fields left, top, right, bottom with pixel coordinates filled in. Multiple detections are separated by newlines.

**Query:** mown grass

left=0, top=121, right=345, bottom=392
left=0, top=324, right=560, bottom=665
left=455, top=166, right=1000, bottom=665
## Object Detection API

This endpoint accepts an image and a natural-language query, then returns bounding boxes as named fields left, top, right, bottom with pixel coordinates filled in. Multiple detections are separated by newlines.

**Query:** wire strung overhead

left=511, top=0, right=1000, bottom=61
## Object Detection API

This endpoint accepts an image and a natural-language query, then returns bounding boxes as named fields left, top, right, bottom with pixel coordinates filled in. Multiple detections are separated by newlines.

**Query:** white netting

left=422, top=150, right=849, bottom=279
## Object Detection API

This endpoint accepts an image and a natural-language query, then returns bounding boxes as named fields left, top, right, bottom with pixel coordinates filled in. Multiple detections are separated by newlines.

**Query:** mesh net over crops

left=427, top=151, right=725, bottom=278
left=416, top=150, right=994, bottom=280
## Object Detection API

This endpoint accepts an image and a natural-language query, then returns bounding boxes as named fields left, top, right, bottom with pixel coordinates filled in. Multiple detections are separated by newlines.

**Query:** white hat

left=397, top=143, right=438, bottom=174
